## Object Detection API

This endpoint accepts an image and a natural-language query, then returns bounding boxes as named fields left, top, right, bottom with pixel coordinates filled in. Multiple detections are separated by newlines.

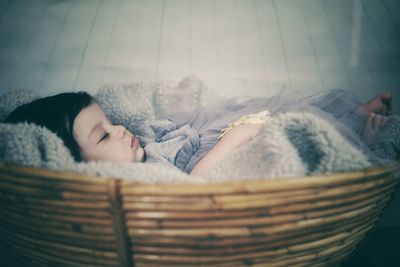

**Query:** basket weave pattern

left=0, top=160, right=399, bottom=267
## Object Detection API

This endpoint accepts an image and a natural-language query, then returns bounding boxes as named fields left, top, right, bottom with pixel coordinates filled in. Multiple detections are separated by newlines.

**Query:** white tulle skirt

left=173, top=88, right=383, bottom=173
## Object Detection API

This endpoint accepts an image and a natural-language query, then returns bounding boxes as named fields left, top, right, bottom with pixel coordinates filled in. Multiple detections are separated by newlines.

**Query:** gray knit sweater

left=144, top=120, right=200, bottom=171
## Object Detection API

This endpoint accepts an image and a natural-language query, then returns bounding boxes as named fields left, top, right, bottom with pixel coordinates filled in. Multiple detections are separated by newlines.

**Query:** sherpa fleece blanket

left=0, top=76, right=212, bottom=184
left=1, top=76, right=399, bottom=183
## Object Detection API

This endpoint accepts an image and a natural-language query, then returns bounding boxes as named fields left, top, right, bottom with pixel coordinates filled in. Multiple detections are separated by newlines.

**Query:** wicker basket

left=0, top=160, right=399, bottom=267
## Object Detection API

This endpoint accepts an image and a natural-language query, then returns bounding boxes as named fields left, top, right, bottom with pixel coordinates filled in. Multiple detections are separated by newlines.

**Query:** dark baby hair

left=5, top=92, right=94, bottom=162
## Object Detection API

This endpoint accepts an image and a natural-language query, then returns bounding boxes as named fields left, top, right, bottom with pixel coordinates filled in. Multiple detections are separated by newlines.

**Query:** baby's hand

left=219, top=124, right=262, bottom=147
left=190, top=124, right=262, bottom=176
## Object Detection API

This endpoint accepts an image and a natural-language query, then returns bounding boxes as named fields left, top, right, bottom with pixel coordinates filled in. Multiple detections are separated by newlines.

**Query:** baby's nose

left=111, top=125, right=127, bottom=138
left=119, top=127, right=127, bottom=139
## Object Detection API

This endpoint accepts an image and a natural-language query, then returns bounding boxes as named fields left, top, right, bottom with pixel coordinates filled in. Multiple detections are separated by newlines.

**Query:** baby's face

left=73, top=103, right=145, bottom=163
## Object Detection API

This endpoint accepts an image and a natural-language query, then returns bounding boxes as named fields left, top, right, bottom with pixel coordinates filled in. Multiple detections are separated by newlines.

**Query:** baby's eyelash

left=100, top=133, right=109, bottom=142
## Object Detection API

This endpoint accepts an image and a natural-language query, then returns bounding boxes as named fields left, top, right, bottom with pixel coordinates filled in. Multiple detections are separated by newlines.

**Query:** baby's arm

left=190, top=124, right=262, bottom=176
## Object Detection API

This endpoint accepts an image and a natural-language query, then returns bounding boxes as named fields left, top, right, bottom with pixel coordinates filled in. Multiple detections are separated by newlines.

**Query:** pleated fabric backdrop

left=0, top=0, right=399, bottom=105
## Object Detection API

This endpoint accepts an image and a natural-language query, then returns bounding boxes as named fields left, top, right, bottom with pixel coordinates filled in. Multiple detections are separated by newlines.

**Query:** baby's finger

left=379, top=116, right=388, bottom=130
left=374, top=114, right=385, bottom=129
left=365, top=113, right=374, bottom=129
left=370, top=113, right=380, bottom=129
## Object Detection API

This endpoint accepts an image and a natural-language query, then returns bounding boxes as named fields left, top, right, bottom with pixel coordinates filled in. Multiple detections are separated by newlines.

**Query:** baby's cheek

left=124, top=145, right=135, bottom=162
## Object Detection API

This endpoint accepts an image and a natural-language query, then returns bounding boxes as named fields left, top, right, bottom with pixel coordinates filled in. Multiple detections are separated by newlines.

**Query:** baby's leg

left=361, top=113, right=388, bottom=145
left=339, top=92, right=393, bottom=137
left=358, top=92, right=392, bottom=116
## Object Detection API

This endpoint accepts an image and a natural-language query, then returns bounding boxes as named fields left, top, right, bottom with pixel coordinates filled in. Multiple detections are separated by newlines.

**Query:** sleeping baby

left=4, top=88, right=398, bottom=178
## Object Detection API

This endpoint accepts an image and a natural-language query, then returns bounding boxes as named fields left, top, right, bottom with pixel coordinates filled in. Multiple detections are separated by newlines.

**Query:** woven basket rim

left=1, top=159, right=399, bottom=190
left=1, top=160, right=399, bottom=267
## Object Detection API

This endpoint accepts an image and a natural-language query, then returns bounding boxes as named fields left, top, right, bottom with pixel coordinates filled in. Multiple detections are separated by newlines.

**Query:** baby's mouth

left=131, top=136, right=139, bottom=149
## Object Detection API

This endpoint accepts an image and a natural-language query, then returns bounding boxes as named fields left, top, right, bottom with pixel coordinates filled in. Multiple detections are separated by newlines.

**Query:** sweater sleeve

left=143, top=120, right=200, bottom=171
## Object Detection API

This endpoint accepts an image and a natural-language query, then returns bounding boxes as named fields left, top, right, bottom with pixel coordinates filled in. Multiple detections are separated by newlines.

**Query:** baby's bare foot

left=359, top=92, right=392, bottom=116
left=361, top=113, right=388, bottom=145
